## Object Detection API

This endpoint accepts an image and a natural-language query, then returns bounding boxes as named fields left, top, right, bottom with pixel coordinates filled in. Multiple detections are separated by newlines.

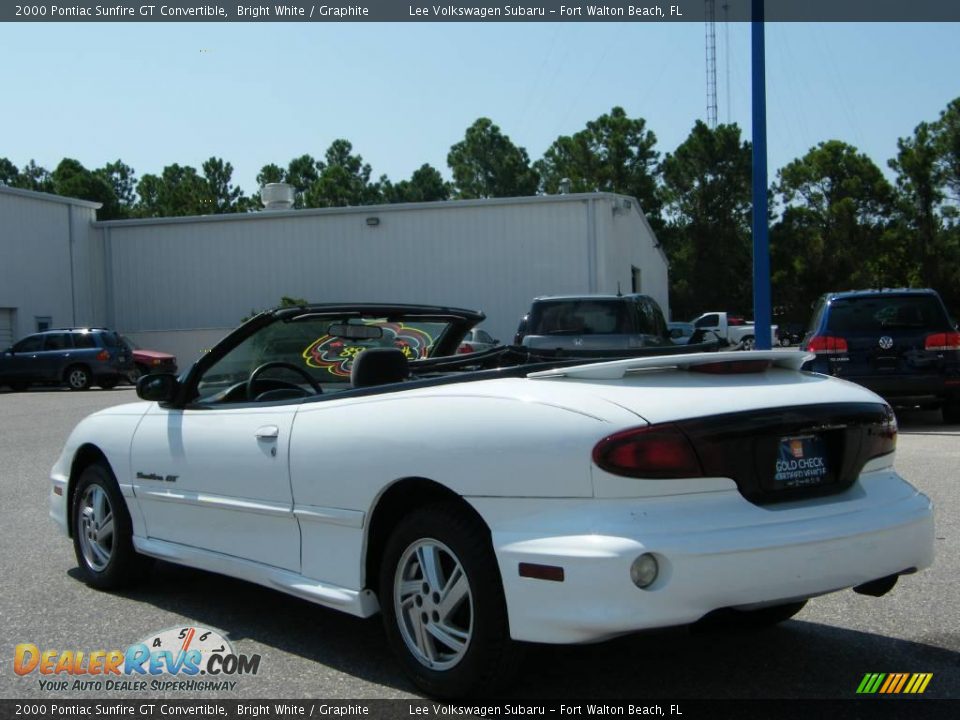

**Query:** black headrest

left=350, top=348, right=409, bottom=388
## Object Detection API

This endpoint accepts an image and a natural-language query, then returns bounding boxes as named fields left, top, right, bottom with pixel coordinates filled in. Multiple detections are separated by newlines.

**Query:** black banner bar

left=3, top=1, right=960, bottom=23
left=1, top=700, right=959, bottom=720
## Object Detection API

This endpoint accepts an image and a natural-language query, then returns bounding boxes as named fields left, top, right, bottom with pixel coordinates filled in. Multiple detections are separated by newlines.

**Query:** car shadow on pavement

left=894, top=408, right=960, bottom=435
left=80, top=561, right=960, bottom=700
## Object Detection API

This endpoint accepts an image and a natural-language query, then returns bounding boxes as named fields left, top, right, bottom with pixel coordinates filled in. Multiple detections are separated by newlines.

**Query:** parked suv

left=803, top=289, right=960, bottom=423
left=0, top=328, right=133, bottom=391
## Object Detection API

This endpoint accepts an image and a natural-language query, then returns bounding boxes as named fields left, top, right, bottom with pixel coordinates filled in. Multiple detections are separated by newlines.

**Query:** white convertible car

left=50, top=303, right=934, bottom=697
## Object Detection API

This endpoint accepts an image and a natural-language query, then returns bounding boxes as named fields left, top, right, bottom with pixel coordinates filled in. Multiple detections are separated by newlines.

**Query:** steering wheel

left=246, top=361, right=322, bottom=401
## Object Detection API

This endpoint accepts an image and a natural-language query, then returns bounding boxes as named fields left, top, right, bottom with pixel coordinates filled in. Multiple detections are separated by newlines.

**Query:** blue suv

left=0, top=328, right=133, bottom=391
left=803, top=289, right=960, bottom=423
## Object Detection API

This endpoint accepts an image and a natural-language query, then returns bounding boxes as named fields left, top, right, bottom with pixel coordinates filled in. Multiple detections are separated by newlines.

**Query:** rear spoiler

left=527, top=351, right=815, bottom=381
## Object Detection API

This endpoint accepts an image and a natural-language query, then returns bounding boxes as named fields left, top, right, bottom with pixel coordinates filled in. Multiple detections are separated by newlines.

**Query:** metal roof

left=0, top=185, right=103, bottom=209
left=93, top=192, right=646, bottom=229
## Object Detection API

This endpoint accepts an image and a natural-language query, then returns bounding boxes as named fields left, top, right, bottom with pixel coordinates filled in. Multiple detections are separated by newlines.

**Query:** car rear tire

left=379, top=502, right=522, bottom=698
left=65, top=365, right=92, bottom=391
left=740, top=335, right=756, bottom=351
left=72, top=463, right=151, bottom=590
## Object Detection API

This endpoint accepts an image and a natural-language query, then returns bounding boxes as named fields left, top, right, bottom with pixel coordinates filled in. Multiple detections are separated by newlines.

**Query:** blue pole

left=751, top=0, right=772, bottom=350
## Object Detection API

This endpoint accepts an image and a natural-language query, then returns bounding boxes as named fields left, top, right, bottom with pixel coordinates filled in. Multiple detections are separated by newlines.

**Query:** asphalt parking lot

left=1, top=386, right=957, bottom=701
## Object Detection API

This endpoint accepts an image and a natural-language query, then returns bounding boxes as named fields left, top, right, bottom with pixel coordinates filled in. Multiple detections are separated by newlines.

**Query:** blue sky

left=2, top=21, right=957, bottom=197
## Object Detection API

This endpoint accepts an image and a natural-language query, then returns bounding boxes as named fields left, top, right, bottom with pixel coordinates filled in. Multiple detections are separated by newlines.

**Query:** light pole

left=751, top=0, right=772, bottom=349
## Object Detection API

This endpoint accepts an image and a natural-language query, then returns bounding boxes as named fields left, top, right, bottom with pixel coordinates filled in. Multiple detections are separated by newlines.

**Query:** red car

left=121, top=337, right=178, bottom=380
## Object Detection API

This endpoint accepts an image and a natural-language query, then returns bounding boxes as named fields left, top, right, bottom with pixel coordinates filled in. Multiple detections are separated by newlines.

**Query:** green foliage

left=310, top=139, right=383, bottom=207
left=52, top=158, right=121, bottom=219
left=658, top=121, right=753, bottom=318
left=135, top=158, right=247, bottom=217
left=384, top=163, right=451, bottom=203
left=135, top=164, right=209, bottom=217
left=0, top=157, right=19, bottom=186
left=447, top=118, right=539, bottom=199
left=95, top=160, right=138, bottom=217
left=0, top=159, right=55, bottom=192
left=771, top=141, right=895, bottom=317
left=535, top=107, right=662, bottom=226
left=202, top=157, right=247, bottom=213
left=936, top=98, right=960, bottom=205
left=259, top=142, right=383, bottom=209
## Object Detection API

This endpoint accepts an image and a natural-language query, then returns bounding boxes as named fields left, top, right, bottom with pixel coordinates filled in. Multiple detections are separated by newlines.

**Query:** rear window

left=826, top=295, right=949, bottom=334
left=528, top=300, right=637, bottom=335
left=100, top=331, right=121, bottom=348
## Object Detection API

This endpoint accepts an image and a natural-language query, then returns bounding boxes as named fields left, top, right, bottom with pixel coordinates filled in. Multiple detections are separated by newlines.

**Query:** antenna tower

left=705, top=0, right=718, bottom=129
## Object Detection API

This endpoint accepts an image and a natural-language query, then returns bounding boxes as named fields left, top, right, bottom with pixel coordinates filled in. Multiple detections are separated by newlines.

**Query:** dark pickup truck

left=513, top=294, right=715, bottom=358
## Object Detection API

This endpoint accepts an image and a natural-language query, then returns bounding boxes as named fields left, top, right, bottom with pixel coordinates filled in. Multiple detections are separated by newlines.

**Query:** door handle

left=255, top=425, right=279, bottom=440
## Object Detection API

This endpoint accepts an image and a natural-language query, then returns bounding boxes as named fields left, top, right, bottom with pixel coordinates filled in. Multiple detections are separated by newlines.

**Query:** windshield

left=196, top=315, right=450, bottom=400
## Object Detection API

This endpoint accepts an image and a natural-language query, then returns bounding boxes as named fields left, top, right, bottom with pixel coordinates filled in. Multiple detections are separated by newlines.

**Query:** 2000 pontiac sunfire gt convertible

left=50, top=303, right=934, bottom=697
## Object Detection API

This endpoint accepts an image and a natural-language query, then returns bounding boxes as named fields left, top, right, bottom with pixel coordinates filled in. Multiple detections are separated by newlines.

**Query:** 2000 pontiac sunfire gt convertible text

left=49, top=303, right=934, bottom=697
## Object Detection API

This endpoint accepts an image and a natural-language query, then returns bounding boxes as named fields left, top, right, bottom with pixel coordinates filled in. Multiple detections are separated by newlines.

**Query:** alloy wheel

left=394, top=538, right=474, bottom=671
left=77, top=484, right=115, bottom=571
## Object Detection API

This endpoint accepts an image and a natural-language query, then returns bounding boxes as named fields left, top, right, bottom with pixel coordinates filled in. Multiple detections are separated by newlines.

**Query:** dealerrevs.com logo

left=14, top=626, right=261, bottom=692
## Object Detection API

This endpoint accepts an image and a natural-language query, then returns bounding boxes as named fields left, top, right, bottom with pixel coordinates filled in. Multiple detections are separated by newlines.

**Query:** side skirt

left=133, top=536, right=380, bottom=618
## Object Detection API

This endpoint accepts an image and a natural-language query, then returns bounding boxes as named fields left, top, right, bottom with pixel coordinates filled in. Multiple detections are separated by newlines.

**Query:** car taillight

left=96, top=350, right=110, bottom=361
left=457, top=343, right=475, bottom=354
left=592, top=424, right=703, bottom=479
left=865, top=406, right=898, bottom=458
left=925, top=332, right=960, bottom=351
left=806, top=335, right=848, bottom=354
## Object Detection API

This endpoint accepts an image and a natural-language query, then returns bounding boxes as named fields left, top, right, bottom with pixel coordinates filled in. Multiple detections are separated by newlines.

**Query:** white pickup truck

left=690, top=312, right=778, bottom=350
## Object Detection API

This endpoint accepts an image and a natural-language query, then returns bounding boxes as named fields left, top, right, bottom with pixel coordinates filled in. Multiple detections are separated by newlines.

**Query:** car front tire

left=65, top=365, right=92, bottom=391
left=72, top=463, right=150, bottom=589
left=379, top=503, right=522, bottom=698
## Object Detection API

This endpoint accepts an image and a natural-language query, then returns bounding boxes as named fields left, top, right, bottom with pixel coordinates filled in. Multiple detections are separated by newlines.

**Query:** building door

left=0, top=309, right=14, bottom=350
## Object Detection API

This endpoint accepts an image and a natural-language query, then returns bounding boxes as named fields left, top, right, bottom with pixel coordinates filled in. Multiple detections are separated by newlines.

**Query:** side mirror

left=137, top=373, right=179, bottom=402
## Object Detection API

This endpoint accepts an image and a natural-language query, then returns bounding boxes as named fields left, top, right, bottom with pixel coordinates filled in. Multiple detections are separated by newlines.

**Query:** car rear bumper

left=470, top=470, right=933, bottom=644
left=841, top=374, right=959, bottom=404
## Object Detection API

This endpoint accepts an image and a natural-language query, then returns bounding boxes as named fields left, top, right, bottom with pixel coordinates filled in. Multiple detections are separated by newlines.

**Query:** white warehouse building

left=1, top=185, right=669, bottom=364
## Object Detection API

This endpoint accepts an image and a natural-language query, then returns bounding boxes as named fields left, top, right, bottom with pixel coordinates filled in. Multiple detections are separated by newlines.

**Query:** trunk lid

left=527, top=352, right=896, bottom=504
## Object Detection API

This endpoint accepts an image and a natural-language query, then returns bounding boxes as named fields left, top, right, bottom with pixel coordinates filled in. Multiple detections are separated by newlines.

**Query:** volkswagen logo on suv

left=878, top=336, right=894, bottom=350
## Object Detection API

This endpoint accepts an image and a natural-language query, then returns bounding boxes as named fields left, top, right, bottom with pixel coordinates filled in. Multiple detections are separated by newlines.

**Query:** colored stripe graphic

left=892, top=673, right=909, bottom=693
left=857, top=673, right=932, bottom=694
